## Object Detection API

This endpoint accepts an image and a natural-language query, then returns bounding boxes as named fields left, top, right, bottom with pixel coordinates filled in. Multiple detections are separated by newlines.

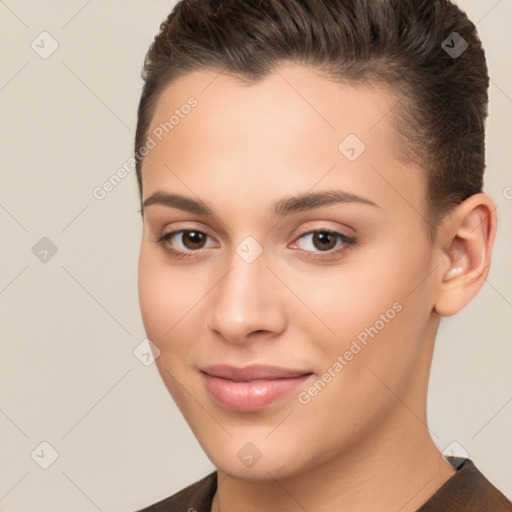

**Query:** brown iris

left=311, top=231, right=338, bottom=251
left=181, top=231, right=207, bottom=250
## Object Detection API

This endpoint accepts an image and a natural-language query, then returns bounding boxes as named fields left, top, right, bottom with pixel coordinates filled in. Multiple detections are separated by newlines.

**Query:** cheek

left=137, top=245, right=201, bottom=401
left=301, top=235, right=434, bottom=374
left=293, top=258, right=410, bottom=346
left=137, top=243, right=193, bottom=344
left=138, top=247, right=166, bottom=338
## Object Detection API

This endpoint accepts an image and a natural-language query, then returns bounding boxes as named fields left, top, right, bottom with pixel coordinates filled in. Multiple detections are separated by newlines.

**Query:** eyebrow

left=142, top=189, right=379, bottom=218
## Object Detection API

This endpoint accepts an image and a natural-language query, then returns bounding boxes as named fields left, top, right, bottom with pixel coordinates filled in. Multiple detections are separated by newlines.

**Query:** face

left=138, top=64, right=441, bottom=480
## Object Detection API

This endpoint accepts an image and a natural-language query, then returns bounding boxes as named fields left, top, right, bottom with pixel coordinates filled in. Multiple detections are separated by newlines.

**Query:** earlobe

left=433, top=194, right=497, bottom=317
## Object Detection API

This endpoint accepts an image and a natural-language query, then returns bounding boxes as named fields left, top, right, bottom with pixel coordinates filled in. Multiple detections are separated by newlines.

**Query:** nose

left=206, top=249, right=287, bottom=344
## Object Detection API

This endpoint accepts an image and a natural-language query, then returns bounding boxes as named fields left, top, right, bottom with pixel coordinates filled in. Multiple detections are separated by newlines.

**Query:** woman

left=133, top=0, right=512, bottom=510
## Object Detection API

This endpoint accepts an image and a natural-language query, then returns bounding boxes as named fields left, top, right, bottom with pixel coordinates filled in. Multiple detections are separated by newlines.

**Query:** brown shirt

left=135, top=457, right=512, bottom=511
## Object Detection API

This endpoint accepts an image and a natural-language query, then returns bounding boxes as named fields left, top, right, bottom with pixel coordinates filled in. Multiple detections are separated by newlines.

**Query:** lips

left=200, top=364, right=314, bottom=412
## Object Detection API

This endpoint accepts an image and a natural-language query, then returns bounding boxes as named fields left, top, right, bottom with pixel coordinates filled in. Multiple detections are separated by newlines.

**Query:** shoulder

left=133, top=471, right=217, bottom=512
left=418, top=458, right=512, bottom=512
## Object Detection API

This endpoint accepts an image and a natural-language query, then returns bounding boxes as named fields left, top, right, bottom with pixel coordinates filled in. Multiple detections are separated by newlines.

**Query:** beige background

left=0, top=0, right=511, bottom=510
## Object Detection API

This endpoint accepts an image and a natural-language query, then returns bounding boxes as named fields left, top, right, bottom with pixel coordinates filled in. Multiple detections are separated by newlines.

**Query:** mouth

left=199, top=364, right=314, bottom=412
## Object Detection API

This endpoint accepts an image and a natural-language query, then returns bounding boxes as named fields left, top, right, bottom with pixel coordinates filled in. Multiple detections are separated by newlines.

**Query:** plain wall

left=0, top=1, right=511, bottom=510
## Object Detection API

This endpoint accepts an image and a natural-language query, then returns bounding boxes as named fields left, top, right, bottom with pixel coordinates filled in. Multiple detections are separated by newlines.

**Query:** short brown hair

left=135, top=0, right=489, bottom=237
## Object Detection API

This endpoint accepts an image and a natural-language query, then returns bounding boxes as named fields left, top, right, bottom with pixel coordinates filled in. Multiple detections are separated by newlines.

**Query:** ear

left=433, top=193, right=497, bottom=317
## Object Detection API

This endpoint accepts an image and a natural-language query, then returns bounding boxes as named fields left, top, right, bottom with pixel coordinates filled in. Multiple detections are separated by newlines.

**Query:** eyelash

left=153, top=228, right=357, bottom=261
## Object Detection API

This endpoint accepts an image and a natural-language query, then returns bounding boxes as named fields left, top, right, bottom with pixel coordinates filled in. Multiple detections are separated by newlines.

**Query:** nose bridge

left=207, top=244, right=285, bottom=342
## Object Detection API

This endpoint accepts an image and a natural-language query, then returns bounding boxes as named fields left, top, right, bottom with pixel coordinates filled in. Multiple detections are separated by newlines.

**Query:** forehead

left=141, top=63, right=426, bottom=220
left=147, top=64, right=401, bottom=154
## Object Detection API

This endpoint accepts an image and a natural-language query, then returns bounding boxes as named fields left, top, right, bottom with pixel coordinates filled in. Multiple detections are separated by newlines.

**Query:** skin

left=137, top=63, right=497, bottom=512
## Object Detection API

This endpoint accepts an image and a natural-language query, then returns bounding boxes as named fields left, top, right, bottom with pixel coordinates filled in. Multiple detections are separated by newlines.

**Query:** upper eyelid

left=160, top=222, right=216, bottom=240
left=160, top=218, right=353, bottom=237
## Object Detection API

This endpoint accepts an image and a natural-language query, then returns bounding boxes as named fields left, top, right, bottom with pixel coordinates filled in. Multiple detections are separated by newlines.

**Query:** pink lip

left=200, top=364, right=313, bottom=412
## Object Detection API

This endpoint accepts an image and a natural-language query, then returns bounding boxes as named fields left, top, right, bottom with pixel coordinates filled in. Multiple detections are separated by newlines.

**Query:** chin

left=197, top=432, right=322, bottom=481
left=213, top=453, right=303, bottom=481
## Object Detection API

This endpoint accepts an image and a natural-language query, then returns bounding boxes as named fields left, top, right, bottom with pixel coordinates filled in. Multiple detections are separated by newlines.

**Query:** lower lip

left=201, top=372, right=313, bottom=412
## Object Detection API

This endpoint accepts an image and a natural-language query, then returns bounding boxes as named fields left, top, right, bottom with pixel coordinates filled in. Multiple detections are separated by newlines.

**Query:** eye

left=154, top=227, right=357, bottom=261
left=155, top=229, right=217, bottom=259
left=290, top=229, right=356, bottom=259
